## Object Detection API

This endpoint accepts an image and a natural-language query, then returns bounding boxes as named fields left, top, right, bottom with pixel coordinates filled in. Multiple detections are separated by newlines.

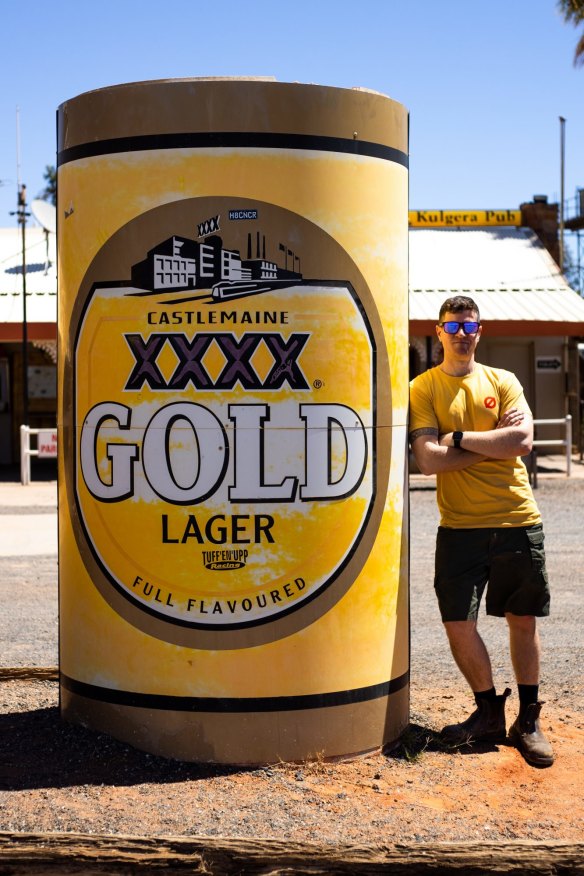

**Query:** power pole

left=11, top=184, right=30, bottom=425
left=11, top=107, right=30, bottom=426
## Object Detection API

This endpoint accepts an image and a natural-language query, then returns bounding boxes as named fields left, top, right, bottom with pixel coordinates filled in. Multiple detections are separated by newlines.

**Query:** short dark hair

left=438, top=296, right=480, bottom=322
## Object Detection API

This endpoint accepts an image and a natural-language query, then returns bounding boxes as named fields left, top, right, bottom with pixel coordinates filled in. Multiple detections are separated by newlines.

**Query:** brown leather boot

left=440, top=688, right=511, bottom=745
left=508, top=702, right=554, bottom=767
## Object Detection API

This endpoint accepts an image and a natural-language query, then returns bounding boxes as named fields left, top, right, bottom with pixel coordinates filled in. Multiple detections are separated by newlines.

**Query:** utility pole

left=10, top=184, right=29, bottom=426
left=10, top=108, right=30, bottom=426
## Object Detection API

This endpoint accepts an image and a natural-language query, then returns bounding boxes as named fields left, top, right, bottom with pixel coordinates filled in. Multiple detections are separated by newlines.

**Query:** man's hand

left=496, top=407, right=525, bottom=429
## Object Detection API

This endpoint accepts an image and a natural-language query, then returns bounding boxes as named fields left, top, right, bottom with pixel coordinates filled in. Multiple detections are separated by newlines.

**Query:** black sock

left=474, top=687, right=497, bottom=705
left=518, top=684, right=539, bottom=709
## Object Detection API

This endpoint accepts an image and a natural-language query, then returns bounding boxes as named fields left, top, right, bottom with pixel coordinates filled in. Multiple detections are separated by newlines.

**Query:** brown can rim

left=58, top=78, right=408, bottom=156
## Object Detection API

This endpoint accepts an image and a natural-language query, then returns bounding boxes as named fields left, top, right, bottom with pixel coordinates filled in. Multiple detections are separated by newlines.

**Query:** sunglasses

left=439, top=321, right=481, bottom=335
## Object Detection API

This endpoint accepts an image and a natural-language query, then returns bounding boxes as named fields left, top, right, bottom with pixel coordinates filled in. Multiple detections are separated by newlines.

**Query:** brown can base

left=60, top=683, right=409, bottom=765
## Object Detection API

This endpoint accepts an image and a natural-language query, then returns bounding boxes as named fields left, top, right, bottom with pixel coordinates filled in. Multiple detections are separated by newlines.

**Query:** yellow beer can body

left=57, top=79, right=409, bottom=763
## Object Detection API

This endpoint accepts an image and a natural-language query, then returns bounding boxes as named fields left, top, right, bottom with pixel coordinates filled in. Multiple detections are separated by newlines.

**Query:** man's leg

left=506, top=613, right=540, bottom=684
left=443, top=619, right=494, bottom=691
left=506, top=613, right=554, bottom=767
left=434, top=527, right=510, bottom=744
left=440, top=620, right=510, bottom=744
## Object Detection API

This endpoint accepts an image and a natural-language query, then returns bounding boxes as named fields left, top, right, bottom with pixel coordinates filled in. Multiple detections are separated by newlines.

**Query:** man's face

left=436, top=309, right=482, bottom=358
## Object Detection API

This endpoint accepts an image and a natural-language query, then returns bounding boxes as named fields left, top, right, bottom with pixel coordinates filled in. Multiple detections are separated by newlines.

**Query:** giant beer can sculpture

left=58, top=78, right=409, bottom=762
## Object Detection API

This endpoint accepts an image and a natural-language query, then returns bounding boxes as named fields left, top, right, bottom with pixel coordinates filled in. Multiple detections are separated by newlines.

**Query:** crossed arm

left=410, top=408, right=533, bottom=476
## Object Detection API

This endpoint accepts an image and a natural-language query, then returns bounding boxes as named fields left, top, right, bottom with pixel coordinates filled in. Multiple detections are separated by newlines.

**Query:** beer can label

left=70, top=196, right=390, bottom=648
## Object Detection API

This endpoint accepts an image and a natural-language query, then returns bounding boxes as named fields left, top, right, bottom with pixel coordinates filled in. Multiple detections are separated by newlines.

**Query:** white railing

left=20, top=425, right=57, bottom=485
left=532, top=414, right=572, bottom=477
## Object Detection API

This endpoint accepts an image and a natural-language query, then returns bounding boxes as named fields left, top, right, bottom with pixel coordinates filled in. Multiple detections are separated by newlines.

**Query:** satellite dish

left=31, top=199, right=57, bottom=275
left=31, top=199, right=57, bottom=234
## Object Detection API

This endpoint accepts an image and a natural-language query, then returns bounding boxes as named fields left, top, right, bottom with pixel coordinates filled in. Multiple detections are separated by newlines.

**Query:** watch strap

left=453, top=431, right=463, bottom=449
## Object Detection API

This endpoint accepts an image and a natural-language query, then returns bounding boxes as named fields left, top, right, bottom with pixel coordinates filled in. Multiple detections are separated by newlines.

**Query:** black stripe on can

left=61, top=670, right=409, bottom=713
left=57, top=132, right=408, bottom=168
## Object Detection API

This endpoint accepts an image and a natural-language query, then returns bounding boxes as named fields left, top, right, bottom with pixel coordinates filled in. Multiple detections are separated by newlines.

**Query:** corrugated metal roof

left=0, top=227, right=57, bottom=324
left=409, top=227, right=584, bottom=324
left=410, top=227, right=566, bottom=291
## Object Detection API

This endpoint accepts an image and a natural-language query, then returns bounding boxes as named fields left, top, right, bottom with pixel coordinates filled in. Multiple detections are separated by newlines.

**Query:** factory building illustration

left=130, top=222, right=303, bottom=302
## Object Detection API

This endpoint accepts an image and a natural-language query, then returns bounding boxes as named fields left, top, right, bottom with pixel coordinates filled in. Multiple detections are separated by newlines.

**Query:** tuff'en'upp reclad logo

left=71, top=200, right=387, bottom=647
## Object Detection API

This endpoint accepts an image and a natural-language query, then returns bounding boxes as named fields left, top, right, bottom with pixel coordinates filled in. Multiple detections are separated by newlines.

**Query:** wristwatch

left=453, top=431, right=463, bottom=449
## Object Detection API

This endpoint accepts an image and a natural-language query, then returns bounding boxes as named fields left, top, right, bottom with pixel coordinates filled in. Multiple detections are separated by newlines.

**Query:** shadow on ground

left=0, top=708, right=507, bottom=792
left=0, top=706, right=250, bottom=791
left=386, top=722, right=506, bottom=763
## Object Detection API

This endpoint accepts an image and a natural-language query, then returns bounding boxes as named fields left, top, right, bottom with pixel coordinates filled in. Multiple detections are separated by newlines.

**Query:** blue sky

left=0, top=0, right=582, bottom=228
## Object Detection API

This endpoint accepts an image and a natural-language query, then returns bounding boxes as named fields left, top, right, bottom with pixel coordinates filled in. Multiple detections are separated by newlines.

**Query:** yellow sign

left=409, top=209, right=521, bottom=227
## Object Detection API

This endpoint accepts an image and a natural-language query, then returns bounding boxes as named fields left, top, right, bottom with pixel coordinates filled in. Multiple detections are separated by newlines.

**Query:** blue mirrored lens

left=442, top=321, right=479, bottom=334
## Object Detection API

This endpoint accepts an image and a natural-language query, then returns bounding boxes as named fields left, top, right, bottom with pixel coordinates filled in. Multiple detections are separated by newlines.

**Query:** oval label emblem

left=68, top=197, right=391, bottom=648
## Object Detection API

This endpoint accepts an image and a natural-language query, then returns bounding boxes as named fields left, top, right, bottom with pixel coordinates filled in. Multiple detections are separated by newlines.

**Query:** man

left=409, top=295, right=553, bottom=767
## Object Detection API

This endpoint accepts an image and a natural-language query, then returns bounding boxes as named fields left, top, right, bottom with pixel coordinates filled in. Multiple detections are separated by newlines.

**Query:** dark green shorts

left=434, top=524, right=550, bottom=622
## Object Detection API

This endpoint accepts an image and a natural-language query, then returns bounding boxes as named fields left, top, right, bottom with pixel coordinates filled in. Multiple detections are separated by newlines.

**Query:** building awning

left=409, top=227, right=584, bottom=336
left=0, top=227, right=57, bottom=340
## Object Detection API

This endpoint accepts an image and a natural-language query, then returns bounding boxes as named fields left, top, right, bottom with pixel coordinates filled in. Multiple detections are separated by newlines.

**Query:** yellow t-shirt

left=409, top=363, right=540, bottom=528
